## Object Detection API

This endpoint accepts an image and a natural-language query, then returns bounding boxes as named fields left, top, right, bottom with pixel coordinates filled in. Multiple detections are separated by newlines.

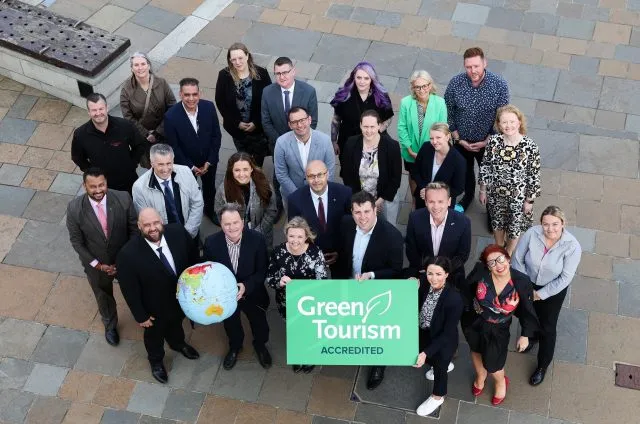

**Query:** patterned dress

left=358, top=148, right=380, bottom=198
left=266, top=243, right=327, bottom=319
left=479, top=134, right=541, bottom=239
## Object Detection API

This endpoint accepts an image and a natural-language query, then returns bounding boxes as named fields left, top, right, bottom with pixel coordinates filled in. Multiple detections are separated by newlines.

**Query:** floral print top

left=419, top=286, right=443, bottom=329
left=473, top=277, right=520, bottom=324
left=235, top=76, right=253, bottom=122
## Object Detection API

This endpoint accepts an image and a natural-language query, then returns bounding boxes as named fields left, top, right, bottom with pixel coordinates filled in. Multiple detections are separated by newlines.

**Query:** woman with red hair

left=461, top=244, right=538, bottom=405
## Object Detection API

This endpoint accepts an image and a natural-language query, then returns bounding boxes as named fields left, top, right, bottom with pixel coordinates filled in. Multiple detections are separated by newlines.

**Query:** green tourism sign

left=286, top=279, right=418, bottom=365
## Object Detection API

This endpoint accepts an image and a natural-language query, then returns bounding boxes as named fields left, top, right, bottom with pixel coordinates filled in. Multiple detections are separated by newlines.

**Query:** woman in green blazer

left=397, top=70, right=448, bottom=203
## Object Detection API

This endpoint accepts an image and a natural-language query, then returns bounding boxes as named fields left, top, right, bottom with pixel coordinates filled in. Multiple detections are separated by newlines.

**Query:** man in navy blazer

left=164, top=77, right=222, bottom=223
left=288, top=160, right=351, bottom=268
left=202, top=203, right=271, bottom=371
left=405, top=182, right=471, bottom=287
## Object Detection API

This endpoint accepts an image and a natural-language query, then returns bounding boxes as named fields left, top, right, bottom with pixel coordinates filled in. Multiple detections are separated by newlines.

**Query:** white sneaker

left=425, top=362, right=455, bottom=380
left=416, top=396, right=445, bottom=416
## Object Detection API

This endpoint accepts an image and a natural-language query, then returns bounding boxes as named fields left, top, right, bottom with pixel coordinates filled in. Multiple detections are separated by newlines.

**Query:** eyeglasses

left=274, top=69, right=293, bottom=77
left=289, top=116, right=309, bottom=126
left=413, top=83, right=431, bottom=91
left=487, top=255, right=507, bottom=268
left=306, top=171, right=327, bottom=180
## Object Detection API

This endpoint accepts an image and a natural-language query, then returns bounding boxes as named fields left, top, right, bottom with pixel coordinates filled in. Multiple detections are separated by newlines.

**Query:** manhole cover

left=615, top=363, right=640, bottom=391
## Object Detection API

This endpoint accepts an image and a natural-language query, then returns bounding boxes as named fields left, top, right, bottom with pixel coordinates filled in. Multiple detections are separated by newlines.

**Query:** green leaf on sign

left=361, top=290, right=392, bottom=324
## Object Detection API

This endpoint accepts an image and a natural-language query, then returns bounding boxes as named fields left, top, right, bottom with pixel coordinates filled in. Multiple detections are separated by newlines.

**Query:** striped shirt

left=225, top=236, right=242, bottom=274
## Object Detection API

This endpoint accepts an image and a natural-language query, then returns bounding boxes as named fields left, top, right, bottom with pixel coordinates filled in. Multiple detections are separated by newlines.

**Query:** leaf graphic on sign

left=361, top=290, right=392, bottom=324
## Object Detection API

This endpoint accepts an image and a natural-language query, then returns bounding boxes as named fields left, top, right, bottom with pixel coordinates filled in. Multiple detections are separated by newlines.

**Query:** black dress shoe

left=367, top=367, right=385, bottom=390
left=255, top=347, right=272, bottom=369
left=223, top=349, right=241, bottom=370
left=302, top=365, right=315, bottom=374
left=178, top=344, right=200, bottom=360
left=292, top=365, right=303, bottom=373
left=529, top=368, right=546, bottom=386
left=105, top=328, right=120, bottom=346
left=151, top=363, right=168, bottom=384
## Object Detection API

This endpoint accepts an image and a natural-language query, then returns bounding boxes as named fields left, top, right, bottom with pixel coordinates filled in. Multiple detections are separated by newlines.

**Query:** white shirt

left=352, top=219, right=377, bottom=278
left=430, top=211, right=448, bottom=256
left=145, top=235, right=176, bottom=274
left=281, top=81, right=295, bottom=112
left=431, top=152, right=442, bottom=181
left=155, top=175, right=173, bottom=195
left=182, top=102, right=198, bottom=133
left=296, top=133, right=312, bottom=170
left=310, top=186, right=328, bottom=220
left=88, top=194, right=107, bottom=267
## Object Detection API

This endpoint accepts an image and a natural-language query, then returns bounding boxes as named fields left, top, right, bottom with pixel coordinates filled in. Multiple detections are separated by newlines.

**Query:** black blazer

left=215, top=66, right=272, bottom=139
left=411, top=143, right=466, bottom=208
left=342, top=133, right=402, bottom=202
left=287, top=182, right=352, bottom=252
left=418, top=278, right=463, bottom=361
left=202, top=228, right=269, bottom=309
left=405, top=209, right=471, bottom=278
left=164, top=100, right=222, bottom=168
left=335, top=215, right=403, bottom=279
left=116, top=224, right=198, bottom=323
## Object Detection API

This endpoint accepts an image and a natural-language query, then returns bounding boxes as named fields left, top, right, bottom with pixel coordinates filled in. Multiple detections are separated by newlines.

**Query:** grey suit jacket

left=274, top=129, right=336, bottom=199
left=66, top=189, right=138, bottom=269
left=261, top=80, right=318, bottom=145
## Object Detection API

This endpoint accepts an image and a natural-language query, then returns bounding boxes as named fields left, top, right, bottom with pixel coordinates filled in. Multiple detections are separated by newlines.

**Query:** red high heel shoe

left=472, top=382, right=483, bottom=396
left=491, top=376, right=509, bottom=405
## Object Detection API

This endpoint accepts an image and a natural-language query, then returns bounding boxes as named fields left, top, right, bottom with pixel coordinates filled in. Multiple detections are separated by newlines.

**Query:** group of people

left=65, top=43, right=582, bottom=417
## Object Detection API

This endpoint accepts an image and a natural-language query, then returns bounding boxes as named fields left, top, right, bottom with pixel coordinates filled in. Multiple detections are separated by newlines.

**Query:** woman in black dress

left=266, top=216, right=327, bottom=373
left=462, top=244, right=538, bottom=405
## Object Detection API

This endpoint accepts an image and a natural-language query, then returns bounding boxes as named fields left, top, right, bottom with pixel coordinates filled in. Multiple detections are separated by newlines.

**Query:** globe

left=176, top=261, right=238, bottom=325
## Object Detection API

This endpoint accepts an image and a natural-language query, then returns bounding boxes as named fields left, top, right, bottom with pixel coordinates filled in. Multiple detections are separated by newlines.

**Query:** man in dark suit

left=164, top=77, right=222, bottom=224
left=335, top=191, right=404, bottom=390
left=202, top=203, right=272, bottom=371
left=405, top=182, right=471, bottom=287
left=67, top=167, right=138, bottom=346
left=116, top=208, right=200, bottom=384
left=288, top=160, right=351, bottom=270
left=261, top=56, right=319, bottom=215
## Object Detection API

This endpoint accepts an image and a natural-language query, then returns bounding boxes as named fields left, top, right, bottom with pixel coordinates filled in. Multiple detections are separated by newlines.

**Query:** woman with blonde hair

left=479, top=104, right=541, bottom=254
left=397, top=70, right=448, bottom=202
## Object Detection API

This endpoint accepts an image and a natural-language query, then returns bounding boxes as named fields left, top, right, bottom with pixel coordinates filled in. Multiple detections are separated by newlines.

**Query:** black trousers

left=233, top=134, right=270, bottom=168
left=268, top=142, right=284, bottom=212
left=224, top=297, right=270, bottom=351
left=193, top=164, right=217, bottom=220
left=533, top=286, right=568, bottom=369
left=85, top=267, right=118, bottom=331
left=144, top=316, right=186, bottom=364
left=420, top=330, right=453, bottom=396
left=455, top=143, right=485, bottom=210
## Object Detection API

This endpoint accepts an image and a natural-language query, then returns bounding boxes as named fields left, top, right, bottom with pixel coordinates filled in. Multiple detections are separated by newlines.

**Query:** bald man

left=116, top=208, right=200, bottom=384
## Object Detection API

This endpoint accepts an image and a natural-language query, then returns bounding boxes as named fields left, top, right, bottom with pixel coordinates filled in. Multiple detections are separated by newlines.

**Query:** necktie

left=284, top=90, right=291, bottom=115
left=95, top=202, right=108, bottom=237
left=156, top=246, right=176, bottom=275
left=318, top=196, right=326, bottom=232
left=162, top=180, right=181, bottom=224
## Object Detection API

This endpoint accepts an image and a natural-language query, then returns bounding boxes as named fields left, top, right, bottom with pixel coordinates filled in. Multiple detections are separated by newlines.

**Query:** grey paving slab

left=0, top=358, right=34, bottom=390
left=529, top=0, right=558, bottom=14
left=210, top=360, right=266, bottom=401
left=0, top=389, right=35, bottom=423
left=625, top=114, right=640, bottom=133
left=554, top=308, right=588, bottom=363
left=618, top=281, right=640, bottom=318
left=457, top=400, right=509, bottom=424
left=176, top=43, right=222, bottom=62
left=452, top=3, right=490, bottom=25
left=613, top=258, right=640, bottom=284
left=578, top=135, right=639, bottom=178
left=569, top=56, right=600, bottom=76
left=110, top=0, right=149, bottom=12
left=600, top=77, right=640, bottom=114
left=161, top=389, right=205, bottom=423
left=630, top=28, right=640, bottom=48
left=315, top=65, right=348, bottom=84
left=351, top=7, right=379, bottom=25
left=26, top=395, right=71, bottom=423
left=520, top=12, right=559, bottom=35
left=556, top=17, right=595, bottom=40
left=31, top=326, right=89, bottom=368
left=0, top=318, right=46, bottom=360
left=377, top=75, right=399, bottom=94
left=22, top=191, right=74, bottom=223
left=528, top=129, right=579, bottom=171
left=140, top=416, right=184, bottom=424
left=23, top=363, right=69, bottom=396
left=570, top=276, right=617, bottom=314
left=75, top=333, right=135, bottom=376
left=503, top=62, right=559, bottom=101
left=486, top=7, right=523, bottom=31
left=630, top=0, right=640, bottom=10
left=414, top=50, right=462, bottom=85
left=581, top=6, right=609, bottom=22
left=326, top=4, right=354, bottom=20
left=547, top=120, right=637, bottom=140
left=353, top=365, right=429, bottom=412
left=253, top=0, right=279, bottom=7
left=130, top=5, right=184, bottom=34
left=101, top=409, right=141, bottom=424
left=307, top=80, right=340, bottom=103
left=7, top=95, right=37, bottom=119
left=49, top=172, right=83, bottom=195
left=452, top=22, right=481, bottom=40
left=364, top=42, right=419, bottom=79
left=375, top=11, right=402, bottom=28
left=127, top=381, right=171, bottom=416
left=115, top=22, right=165, bottom=56
left=168, top=353, right=220, bottom=392
left=508, top=411, right=565, bottom=424
left=566, top=226, right=595, bottom=253
left=353, top=403, right=405, bottom=424
left=243, top=23, right=323, bottom=61
left=614, top=45, right=640, bottom=65
left=257, top=365, right=314, bottom=411
left=312, top=417, right=350, bottom=424
left=311, top=34, right=371, bottom=68
left=0, top=163, right=28, bottom=186
left=0, top=184, right=34, bottom=217
left=563, top=106, right=596, bottom=125
left=235, top=4, right=263, bottom=21
left=292, top=60, right=321, bottom=80
left=0, top=117, right=38, bottom=145
left=554, top=72, right=603, bottom=109
left=417, top=0, right=455, bottom=19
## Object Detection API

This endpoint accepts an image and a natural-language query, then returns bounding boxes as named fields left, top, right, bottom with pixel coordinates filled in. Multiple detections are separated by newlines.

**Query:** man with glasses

left=274, top=107, right=335, bottom=207
left=261, top=57, right=319, bottom=216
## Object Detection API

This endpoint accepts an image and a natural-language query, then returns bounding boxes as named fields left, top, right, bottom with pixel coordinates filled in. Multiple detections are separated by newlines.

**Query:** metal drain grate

left=614, top=363, right=640, bottom=391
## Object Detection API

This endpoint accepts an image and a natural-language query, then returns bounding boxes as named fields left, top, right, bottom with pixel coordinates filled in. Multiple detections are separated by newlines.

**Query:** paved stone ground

left=1, top=0, right=640, bottom=423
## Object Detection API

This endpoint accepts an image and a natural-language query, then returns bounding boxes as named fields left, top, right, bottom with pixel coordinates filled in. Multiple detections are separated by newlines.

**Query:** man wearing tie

left=132, top=143, right=203, bottom=241
left=287, top=160, right=351, bottom=271
left=164, top=78, right=222, bottom=224
left=116, top=208, right=200, bottom=384
left=67, top=167, right=138, bottom=346
left=405, top=182, right=472, bottom=287
left=202, top=203, right=272, bottom=371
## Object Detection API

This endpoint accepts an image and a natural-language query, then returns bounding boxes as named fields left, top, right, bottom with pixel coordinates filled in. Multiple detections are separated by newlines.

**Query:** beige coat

left=120, top=74, right=176, bottom=138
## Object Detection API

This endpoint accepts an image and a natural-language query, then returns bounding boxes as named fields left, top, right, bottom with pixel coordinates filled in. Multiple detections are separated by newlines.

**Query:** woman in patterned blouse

left=266, top=216, right=327, bottom=373
left=413, top=257, right=463, bottom=417
left=479, top=105, right=542, bottom=255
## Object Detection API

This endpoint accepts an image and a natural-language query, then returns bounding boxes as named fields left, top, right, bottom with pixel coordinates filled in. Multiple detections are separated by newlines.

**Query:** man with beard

left=71, top=93, right=146, bottom=193
left=67, top=167, right=138, bottom=346
left=116, top=208, right=200, bottom=384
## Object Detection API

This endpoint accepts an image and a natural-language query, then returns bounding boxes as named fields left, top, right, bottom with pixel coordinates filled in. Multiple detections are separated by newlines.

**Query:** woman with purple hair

left=330, top=62, right=394, bottom=172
